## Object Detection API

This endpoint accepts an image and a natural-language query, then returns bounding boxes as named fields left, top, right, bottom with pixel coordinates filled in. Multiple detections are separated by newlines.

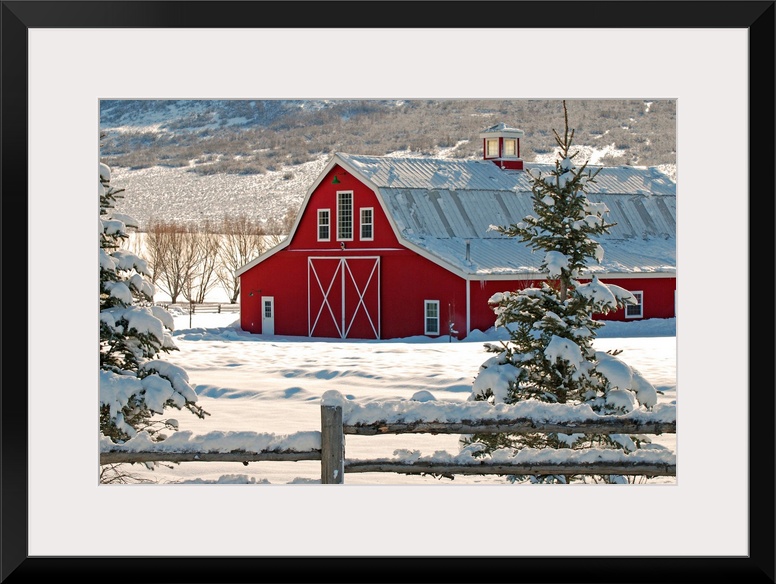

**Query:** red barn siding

left=240, top=247, right=470, bottom=339
left=379, top=251, right=467, bottom=339
left=240, top=252, right=309, bottom=336
left=241, top=254, right=675, bottom=340
left=291, top=167, right=398, bottom=250
left=466, top=276, right=676, bottom=335
left=593, top=277, right=675, bottom=321
left=468, top=279, right=530, bottom=333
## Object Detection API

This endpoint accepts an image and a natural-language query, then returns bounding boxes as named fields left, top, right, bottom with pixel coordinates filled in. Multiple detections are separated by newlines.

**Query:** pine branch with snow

left=99, top=161, right=209, bottom=453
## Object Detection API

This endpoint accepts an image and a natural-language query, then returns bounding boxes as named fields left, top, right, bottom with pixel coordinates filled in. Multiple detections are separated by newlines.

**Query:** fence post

left=321, top=404, right=344, bottom=484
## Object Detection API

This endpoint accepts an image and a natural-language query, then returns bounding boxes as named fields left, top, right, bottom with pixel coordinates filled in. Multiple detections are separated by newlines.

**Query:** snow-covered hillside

left=110, top=156, right=328, bottom=230
left=110, top=150, right=676, bottom=230
left=99, top=99, right=344, bottom=134
left=102, top=99, right=677, bottom=229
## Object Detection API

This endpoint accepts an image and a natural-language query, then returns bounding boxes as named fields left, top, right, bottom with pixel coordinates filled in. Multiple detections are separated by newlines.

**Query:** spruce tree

left=466, top=101, right=656, bottom=483
left=99, top=161, right=209, bottom=450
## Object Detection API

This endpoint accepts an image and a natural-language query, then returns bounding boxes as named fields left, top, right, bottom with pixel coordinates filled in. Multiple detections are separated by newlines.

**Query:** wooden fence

left=157, top=302, right=240, bottom=314
left=100, top=396, right=676, bottom=484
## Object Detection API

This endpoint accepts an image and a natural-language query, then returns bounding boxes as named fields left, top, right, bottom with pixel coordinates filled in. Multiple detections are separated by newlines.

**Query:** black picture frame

left=3, top=1, right=774, bottom=582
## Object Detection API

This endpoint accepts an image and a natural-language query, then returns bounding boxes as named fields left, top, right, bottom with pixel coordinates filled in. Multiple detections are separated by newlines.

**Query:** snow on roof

left=478, top=123, right=525, bottom=140
left=336, top=154, right=676, bottom=277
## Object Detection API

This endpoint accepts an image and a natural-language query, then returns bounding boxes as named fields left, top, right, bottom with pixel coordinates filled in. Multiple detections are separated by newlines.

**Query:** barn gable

left=236, top=155, right=403, bottom=275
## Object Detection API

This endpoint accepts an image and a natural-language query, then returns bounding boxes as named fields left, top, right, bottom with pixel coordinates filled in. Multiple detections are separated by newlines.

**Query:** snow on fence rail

left=100, top=391, right=677, bottom=484
left=98, top=431, right=321, bottom=465
left=156, top=302, right=241, bottom=314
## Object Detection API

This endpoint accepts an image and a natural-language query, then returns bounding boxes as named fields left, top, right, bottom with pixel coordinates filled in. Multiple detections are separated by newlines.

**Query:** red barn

left=237, top=123, right=676, bottom=340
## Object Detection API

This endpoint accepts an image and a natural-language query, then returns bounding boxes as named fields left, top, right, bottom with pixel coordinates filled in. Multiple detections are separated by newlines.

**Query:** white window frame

left=625, top=291, right=644, bottom=319
left=424, top=300, right=440, bottom=335
left=337, top=191, right=354, bottom=241
left=503, top=138, right=518, bottom=157
left=486, top=138, right=499, bottom=158
left=360, top=207, right=374, bottom=241
left=317, top=209, right=330, bottom=242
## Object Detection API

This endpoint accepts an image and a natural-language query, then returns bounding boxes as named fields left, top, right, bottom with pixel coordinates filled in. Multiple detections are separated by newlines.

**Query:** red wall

left=589, top=277, right=676, bottom=321
left=380, top=250, right=467, bottom=339
left=467, top=276, right=676, bottom=335
left=240, top=251, right=309, bottom=336
left=291, top=166, right=398, bottom=250
left=239, top=247, right=469, bottom=339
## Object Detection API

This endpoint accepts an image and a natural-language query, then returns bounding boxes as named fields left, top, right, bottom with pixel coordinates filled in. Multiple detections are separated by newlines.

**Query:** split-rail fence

left=101, top=394, right=676, bottom=484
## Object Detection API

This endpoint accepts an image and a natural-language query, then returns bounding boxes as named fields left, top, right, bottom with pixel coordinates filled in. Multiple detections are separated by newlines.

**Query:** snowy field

left=116, top=312, right=677, bottom=486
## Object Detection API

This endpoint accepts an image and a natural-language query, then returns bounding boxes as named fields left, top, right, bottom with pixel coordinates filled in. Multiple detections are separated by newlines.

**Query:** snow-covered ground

left=113, top=312, right=677, bottom=486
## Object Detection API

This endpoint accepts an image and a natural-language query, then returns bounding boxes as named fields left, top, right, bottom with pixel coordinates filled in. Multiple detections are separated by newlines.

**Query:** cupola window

left=503, top=138, right=517, bottom=157
left=479, top=123, right=526, bottom=170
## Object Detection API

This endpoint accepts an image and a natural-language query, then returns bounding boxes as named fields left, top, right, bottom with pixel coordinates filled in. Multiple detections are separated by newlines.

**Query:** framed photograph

left=5, top=1, right=773, bottom=582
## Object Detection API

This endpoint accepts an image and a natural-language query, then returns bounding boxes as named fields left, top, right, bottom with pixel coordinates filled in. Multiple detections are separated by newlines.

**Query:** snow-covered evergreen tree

left=466, top=102, right=659, bottom=484
left=99, top=161, right=209, bottom=452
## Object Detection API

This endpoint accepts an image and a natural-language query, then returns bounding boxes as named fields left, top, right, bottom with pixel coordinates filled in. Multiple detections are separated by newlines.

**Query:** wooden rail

left=100, top=399, right=677, bottom=484
left=344, top=460, right=675, bottom=477
left=157, top=302, right=241, bottom=314
left=99, top=450, right=320, bottom=464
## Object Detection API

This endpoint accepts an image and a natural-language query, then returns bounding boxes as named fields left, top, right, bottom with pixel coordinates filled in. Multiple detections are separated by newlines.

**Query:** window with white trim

left=486, top=138, right=499, bottom=158
left=337, top=191, right=353, bottom=240
left=424, top=300, right=440, bottom=335
left=317, top=209, right=330, bottom=241
left=625, top=291, right=644, bottom=319
left=503, top=138, right=517, bottom=157
left=360, top=207, right=374, bottom=241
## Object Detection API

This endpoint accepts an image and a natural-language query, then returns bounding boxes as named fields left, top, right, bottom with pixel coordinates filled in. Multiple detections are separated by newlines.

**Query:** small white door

left=261, top=296, right=275, bottom=335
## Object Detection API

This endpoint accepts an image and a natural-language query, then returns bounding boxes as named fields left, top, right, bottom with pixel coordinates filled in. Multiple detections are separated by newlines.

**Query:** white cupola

left=479, top=123, right=525, bottom=170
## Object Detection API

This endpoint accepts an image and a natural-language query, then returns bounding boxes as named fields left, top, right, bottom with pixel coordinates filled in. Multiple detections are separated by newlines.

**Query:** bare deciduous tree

left=146, top=220, right=199, bottom=303
left=183, top=220, right=221, bottom=304
left=216, top=215, right=269, bottom=304
left=144, top=209, right=299, bottom=305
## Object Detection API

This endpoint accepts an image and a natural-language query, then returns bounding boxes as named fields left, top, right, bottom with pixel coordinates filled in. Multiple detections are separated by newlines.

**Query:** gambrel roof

left=334, top=153, right=676, bottom=279
left=237, top=152, right=676, bottom=280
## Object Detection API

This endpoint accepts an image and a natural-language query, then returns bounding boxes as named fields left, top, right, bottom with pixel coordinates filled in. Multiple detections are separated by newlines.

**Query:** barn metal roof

left=336, top=154, right=676, bottom=278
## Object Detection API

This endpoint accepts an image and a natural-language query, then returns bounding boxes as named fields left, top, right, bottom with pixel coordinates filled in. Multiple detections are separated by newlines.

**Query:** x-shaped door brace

left=309, top=257, right=380, bottom=339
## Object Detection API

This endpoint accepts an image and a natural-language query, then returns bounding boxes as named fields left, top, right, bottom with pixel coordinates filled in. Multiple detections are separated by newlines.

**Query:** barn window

left=486, top=138, right=499, bottom=158
left=625, top=291, right=644, bottom=319
left=360, top=207, right=373, bottom=241
left=317, top=209, right=330, bottom=241
left=424, top=300, right=440, bottom=335
left=337, top=191, right=353, bottom=240
left=503, top=138, right=517, bottom=157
